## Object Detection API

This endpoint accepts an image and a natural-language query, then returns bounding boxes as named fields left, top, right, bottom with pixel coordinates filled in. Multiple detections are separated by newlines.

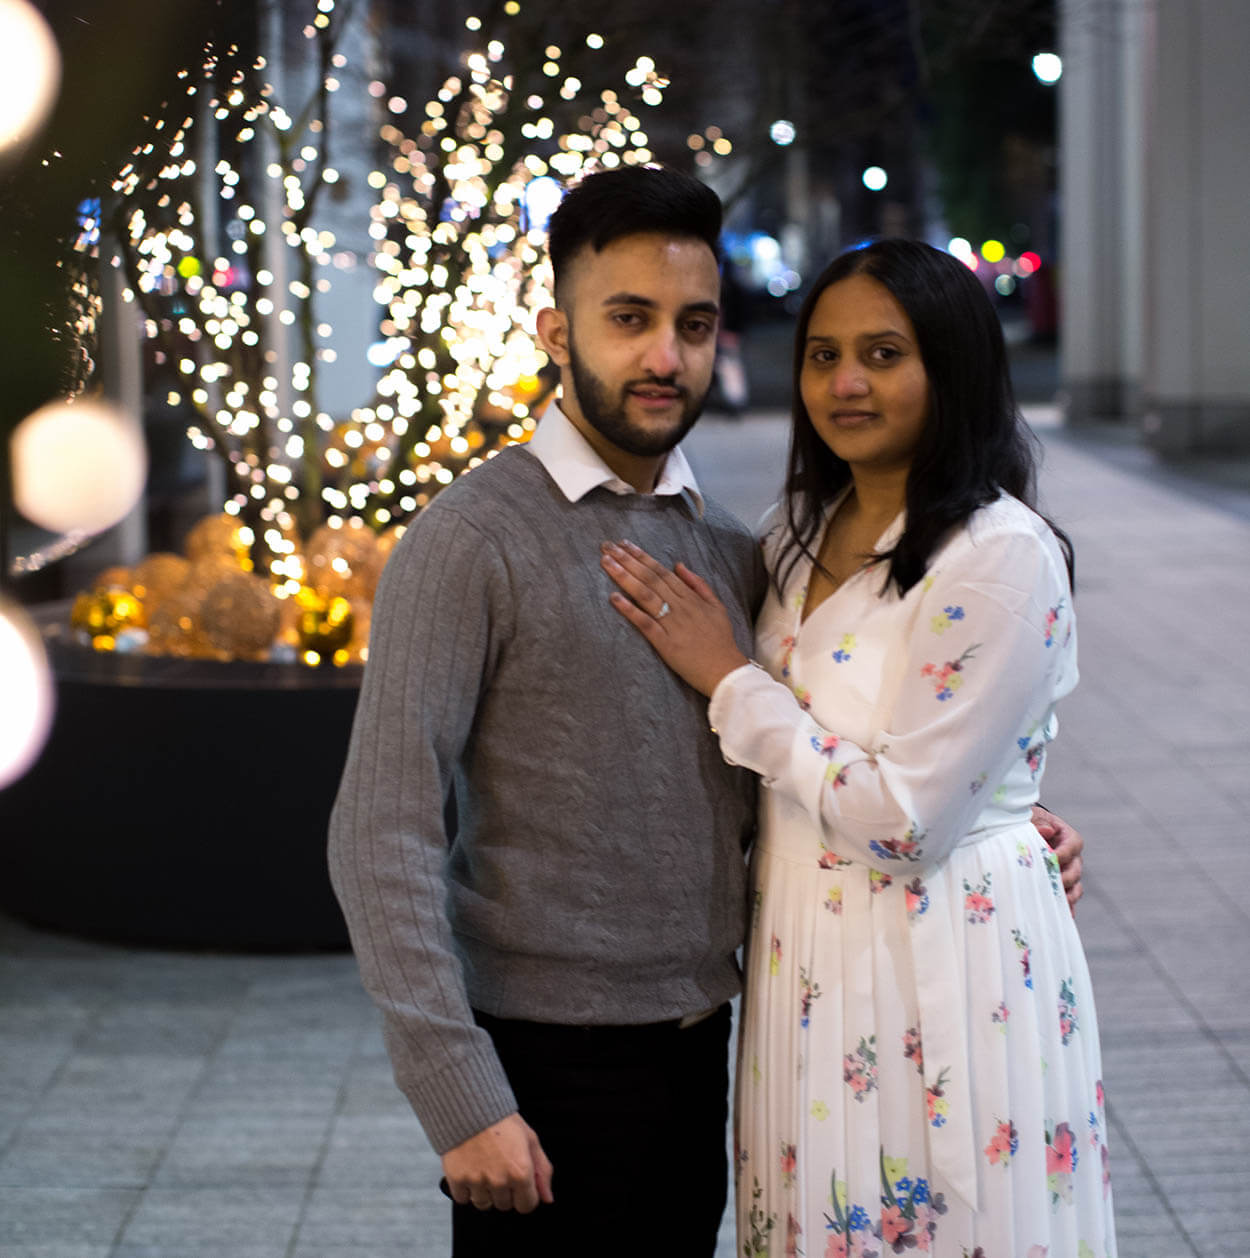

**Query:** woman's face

left=799, top=273, right=931, bottom=479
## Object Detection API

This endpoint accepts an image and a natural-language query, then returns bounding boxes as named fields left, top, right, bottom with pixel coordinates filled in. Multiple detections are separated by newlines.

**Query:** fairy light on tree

left=95, top=8, right=350, bottom=582
left=48, top=3, right=731, bottom=664
left=344, top=17, right=675, bottom=528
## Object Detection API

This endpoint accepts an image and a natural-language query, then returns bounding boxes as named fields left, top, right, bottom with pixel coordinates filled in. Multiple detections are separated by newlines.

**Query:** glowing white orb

left=11, top=398, right=147, bottom=535
left=769, top=120, right=796, bottom=147
left=1033, top=52, right=1062, bottom=84
left=862, top=166, right=888, bottom=192
left=0, top=600, right=54, bottom=790
left=0, top=0, right=60, bottom=154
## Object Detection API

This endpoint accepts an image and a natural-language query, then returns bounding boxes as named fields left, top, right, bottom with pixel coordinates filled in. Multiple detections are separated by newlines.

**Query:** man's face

left=540, top=232, right=721, bottom=464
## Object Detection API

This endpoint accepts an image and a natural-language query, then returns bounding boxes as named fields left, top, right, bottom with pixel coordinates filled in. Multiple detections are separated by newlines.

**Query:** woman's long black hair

left=775, top=238, right=1073, bottom=598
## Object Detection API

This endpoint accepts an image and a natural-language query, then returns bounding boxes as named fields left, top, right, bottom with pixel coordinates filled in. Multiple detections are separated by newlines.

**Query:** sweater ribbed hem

left=402, top=1042, right=519, bottom=1156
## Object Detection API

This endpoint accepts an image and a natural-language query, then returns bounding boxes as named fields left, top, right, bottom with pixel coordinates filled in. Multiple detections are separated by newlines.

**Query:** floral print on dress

left=1044, top=599, right=1066, bottom=648
left=1046, top=1121, right=1079, bottom=1208
left=930, top=604, right=966, bottom=635
left=969, top=771, right=987, bottom=795
left=963, top=872, right=995, bottom=923
left=925, top=1067, right=951, bottom=1128
left=800, top=966, right=823, bottom=1029
left=744, top=1175, right=778, bottom=1256
left=869, top=824, right=925, bottom=863
left=904, top=877, right=929, bottom=920
left=780, top=634, right=797, bottom=680
left=780, top=1141, right=798, bottom=1189
left=992, top=1000, right=1010, bottom=1034
left=1018, top=734, right=1045, bottom=777
left=832, top=633, right=856, bottom=663
left=825, top=885, right=844, bottom=915
left=920, top=644, right=979, bottom=701
left=823, top=1171, right=881, bottom=1258
left=1016, top=838, right=1035, bottom=867
left=1043, top=845, right=1063, bottom=898
left=869, top=869, right=893, bottom=894
left=985, top=1118, right=1019, bottom=1167
left=902, top=1027, right=923, bottom=1074
left=1012, top=927, right=1033, bottom=989
left=877, top=1154, right=948, bottom=1254
left=819, top=839, right=853, bottom=870
left=770, top=935, right=782, bottom=977
left=843, top=1036, right=879, bottom=1101
left=1058, top=978, right=1079, bottom=1045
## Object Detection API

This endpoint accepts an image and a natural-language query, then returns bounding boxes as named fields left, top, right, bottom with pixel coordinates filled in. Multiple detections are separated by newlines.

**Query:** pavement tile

left=153, top=1114, right=330, bottom=1187
left=116, top=1186, right=305, bottom=1248
left=0, top=1121, right=166, bottom=1188
left=295, top=1185, right=449, bottom=1246
left=0, top=1186, right=139, bottom=1245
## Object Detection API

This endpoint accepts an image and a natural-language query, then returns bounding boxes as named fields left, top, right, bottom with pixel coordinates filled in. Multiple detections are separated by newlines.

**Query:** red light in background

left=1018, top=251, right=1042, bottom=275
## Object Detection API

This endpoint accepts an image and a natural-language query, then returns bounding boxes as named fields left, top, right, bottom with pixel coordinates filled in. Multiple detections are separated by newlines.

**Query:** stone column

left=1060, top=0, right=1250, bottom=452
left=1139, top=0, right=1250, bottom=454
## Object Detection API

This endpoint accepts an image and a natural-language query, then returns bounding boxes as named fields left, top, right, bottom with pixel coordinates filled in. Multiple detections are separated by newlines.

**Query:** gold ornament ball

left=132, top=552, right=191, bottom=611
left=199, top=571, right=281, bottom=658
left=295, top=587, right=355, bottom=662
left=305, top=519, right=383, bottom=601
left=70, top=588, right=146, bottom=647
left=185, top=513, right=251, bottom=569
left=91, top=565, right=133, bottom=592
left=145, top=586, right=210, bottom=658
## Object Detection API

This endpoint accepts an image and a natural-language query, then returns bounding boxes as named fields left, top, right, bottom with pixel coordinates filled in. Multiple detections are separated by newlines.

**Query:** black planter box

left=0, top=606, right=360, bottom=950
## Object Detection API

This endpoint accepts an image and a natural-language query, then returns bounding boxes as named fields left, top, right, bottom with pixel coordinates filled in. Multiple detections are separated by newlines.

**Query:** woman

left=601, top=240, right=1114, bottom=1257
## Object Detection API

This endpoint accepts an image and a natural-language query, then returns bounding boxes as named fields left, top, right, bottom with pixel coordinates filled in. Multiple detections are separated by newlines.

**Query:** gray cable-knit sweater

left=328, top=445, right=764, bottom=1155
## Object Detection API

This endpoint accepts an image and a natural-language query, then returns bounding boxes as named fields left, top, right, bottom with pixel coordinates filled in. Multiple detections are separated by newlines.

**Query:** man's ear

left=536, top=305, right=571, bottom=367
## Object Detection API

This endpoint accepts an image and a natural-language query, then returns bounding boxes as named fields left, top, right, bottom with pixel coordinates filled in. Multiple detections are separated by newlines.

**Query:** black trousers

left=450, top=1003, right=732, bottom=1257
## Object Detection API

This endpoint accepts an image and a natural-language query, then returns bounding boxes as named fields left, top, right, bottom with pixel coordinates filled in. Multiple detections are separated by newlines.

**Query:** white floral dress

left=708, top=493, right=1115, bottom=1258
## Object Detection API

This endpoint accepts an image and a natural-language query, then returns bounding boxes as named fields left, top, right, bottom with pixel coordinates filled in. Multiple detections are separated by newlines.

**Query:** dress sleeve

left=327, top=504, right=520, bottom=1155
left=707, top=522, right=1075, bottom=873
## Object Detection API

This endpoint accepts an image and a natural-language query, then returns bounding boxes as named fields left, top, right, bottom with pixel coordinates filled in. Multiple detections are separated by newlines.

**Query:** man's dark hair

left=546, top=165, right=722, bottom=303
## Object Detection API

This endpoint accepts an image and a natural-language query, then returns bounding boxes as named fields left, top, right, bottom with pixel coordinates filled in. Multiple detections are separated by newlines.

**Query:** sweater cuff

left=401, top=1041, right=520, bottom=1156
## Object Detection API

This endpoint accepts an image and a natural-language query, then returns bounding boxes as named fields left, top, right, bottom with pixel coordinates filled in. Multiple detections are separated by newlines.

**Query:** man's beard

left=567, top=336, right=710, bottom=458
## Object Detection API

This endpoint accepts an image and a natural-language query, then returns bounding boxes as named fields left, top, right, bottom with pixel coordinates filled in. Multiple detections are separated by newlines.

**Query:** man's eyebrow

left=602, top=291, right=657, bottom=308
left=600, top=293, right=720, bottom=317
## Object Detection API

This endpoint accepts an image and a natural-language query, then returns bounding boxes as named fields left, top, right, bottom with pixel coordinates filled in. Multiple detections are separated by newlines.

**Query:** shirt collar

left=525, top=400, right=705, bottom=514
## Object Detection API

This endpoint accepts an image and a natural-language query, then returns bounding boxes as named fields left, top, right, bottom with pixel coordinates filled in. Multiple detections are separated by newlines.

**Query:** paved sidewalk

left=2, top=413, right=1248, bottom=1256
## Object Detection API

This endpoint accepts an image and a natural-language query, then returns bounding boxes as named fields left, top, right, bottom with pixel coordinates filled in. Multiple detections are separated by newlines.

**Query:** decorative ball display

left=305, top=519, right=383, bottom=602
left=91, top=565, right=133, bottom=591
left=184, top=513, right=252, bottom=569
left=131, top=552, right=191, bottom=611
left=70, top=588, right=146, bottom=648
left=199, top=571, right=281, bottom=658
left=144, top=587, right=209, bottom=657
left=295, top=586, right=355, bottom=665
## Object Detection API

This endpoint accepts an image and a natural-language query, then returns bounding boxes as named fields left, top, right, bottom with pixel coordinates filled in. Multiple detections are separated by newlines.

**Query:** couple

left=329, top=166, right=1114, bottom=1257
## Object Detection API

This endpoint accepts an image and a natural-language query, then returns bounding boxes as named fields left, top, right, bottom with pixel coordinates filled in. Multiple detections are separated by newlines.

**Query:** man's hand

left=441, top=1113, right=555, bottom=1213
left=1032, top=804, right=1084, bottom=914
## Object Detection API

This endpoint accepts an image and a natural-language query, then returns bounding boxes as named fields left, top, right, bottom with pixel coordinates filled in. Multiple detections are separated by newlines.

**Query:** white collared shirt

left=525, top=401, right=705, bottom=514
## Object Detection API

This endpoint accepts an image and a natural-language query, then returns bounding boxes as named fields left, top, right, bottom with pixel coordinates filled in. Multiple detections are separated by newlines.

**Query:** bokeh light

left=770, top=119, right=796, bottom=146
left=0, top=0, right=60, bottom=155
left=980, top=239, right=1006, bottom=264
left=862, top=166, right=888, bottom=192
left=1032, top=52, right=1062, bottom=84
left=11, top=398, right=148, bottom=535
left=0, top=600, right=55, bottom=790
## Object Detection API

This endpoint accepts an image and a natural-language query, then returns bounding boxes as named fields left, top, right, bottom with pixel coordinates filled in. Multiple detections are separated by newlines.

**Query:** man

left=328, top=166, right=1084, bottom=1256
